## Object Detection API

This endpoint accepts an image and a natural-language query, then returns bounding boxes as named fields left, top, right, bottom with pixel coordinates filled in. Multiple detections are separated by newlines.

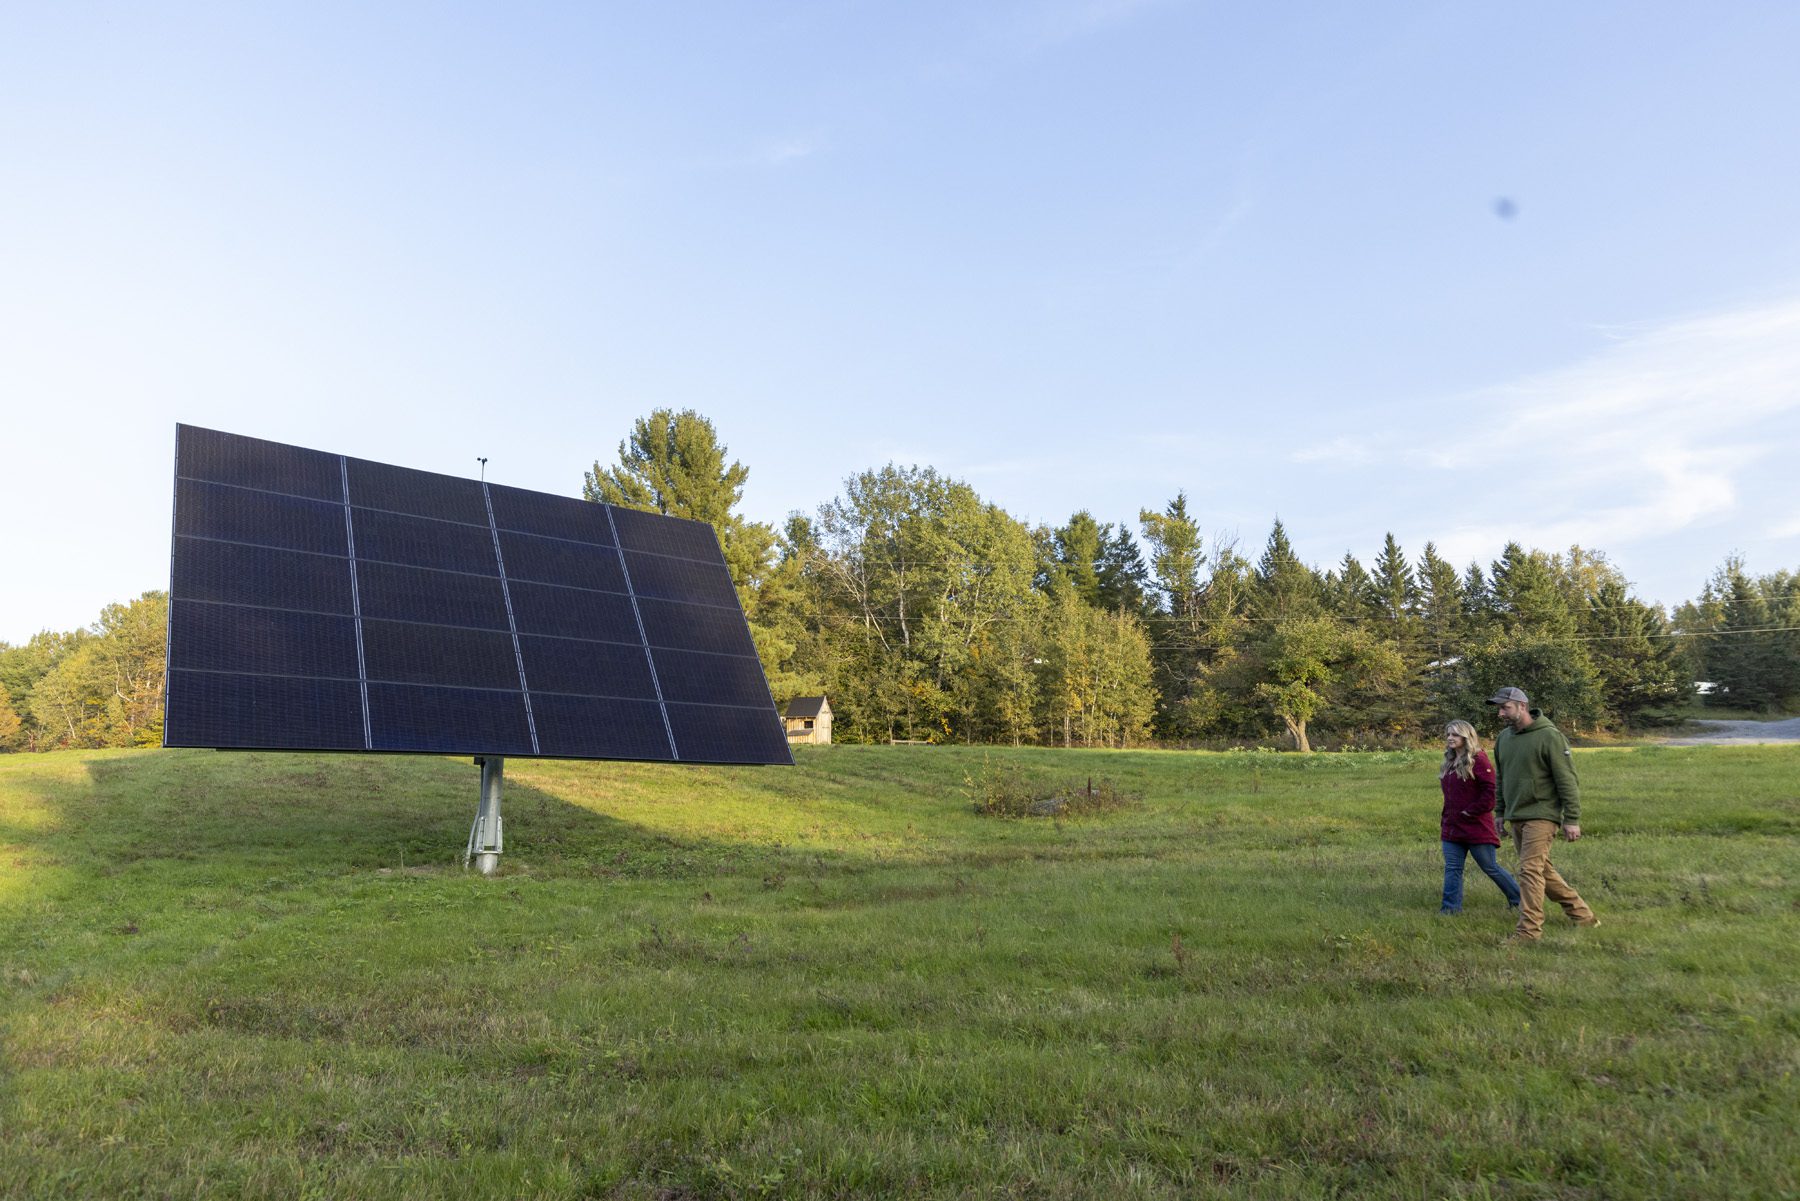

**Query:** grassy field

left=1, top=743, right=1796, bottom=1200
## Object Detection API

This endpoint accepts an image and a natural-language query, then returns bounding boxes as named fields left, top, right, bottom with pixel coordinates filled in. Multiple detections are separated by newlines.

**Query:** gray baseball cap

left=1486, top=686, right=1529, bottom=705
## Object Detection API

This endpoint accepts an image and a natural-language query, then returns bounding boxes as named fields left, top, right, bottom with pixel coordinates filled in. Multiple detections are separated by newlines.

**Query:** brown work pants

left=1511, top=819, right=1594, bottom=939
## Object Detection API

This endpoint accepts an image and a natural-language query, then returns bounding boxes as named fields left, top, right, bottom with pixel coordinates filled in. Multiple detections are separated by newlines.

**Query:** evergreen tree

left=1370, top=533, right=1419, bottom=625
left=1052, top=511, right=1106, bottom=606
left=1704, top=557, right=1782, bottom=710
left=1360, top=533, right=1425, bottom=737
left=1585, top=581, right=1688, bottom=725
left=1462, top=561, right=1495, bottom=629
left=1138, top=495, right=1205, bottom=738
left=584, top=409, right=776, bottom=605
left=1415, top=543, right=1464, bottom=657
left=1325, top=553, right=1374, bottom=617
left=1767, top=571, right=1800, bottom=702
left=1053, top=513, right=1150, bottom=615
left=1096, top=524, right=1151, bottom=616
left=1466, top=545, right=1601, bottom=728
left=1669, top=586, right=1723, bottom=697
left=1253, top=519, right=1321, bottom=622
left=1138, top=494, right=1203, bottom=621
left=1458, top=631, right=1605, bottom=732
left=1490, top=543, right=1579, bottom=636
left=1415, top=543, right=1467, bottom=727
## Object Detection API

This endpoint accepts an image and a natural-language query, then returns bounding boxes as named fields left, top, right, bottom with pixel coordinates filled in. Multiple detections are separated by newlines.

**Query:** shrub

left=965, top=756, right=1138, bottom=818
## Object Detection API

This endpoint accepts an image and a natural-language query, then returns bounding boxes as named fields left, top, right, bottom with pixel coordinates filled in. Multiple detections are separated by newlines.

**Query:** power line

left=772, top=610, right=1800, bottom=645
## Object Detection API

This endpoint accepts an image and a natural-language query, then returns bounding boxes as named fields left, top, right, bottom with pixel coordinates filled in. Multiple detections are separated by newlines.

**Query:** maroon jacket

left=1439, top=750, right=1500, bottom=845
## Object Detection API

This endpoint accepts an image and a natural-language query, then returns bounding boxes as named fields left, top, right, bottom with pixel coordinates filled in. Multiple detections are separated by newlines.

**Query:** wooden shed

left=784, top=696, right=832, bottom=745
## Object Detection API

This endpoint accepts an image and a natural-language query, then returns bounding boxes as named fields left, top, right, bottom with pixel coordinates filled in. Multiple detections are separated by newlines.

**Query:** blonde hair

left=1440, top=720, right=1480, bottom=781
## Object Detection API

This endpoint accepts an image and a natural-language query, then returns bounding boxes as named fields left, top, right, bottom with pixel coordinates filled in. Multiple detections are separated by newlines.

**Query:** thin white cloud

left=1297, top=295, right=1800, bottom=558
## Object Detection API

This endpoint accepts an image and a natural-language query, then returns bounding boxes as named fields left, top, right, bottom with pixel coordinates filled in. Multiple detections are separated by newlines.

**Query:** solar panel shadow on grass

left=164, top=424, right=792, bottom=765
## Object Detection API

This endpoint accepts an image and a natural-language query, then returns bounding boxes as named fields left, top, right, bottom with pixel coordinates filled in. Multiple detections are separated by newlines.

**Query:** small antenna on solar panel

left=478, top=456, right=488, bottom=481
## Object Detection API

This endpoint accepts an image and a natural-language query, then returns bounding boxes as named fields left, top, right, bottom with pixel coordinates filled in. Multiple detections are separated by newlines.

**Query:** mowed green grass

left=1, top=744, right=1796, bottom=1200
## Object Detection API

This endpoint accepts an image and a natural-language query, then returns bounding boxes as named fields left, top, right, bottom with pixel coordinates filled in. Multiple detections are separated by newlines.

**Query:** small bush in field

left=965, top=756, right=1138, bottom=818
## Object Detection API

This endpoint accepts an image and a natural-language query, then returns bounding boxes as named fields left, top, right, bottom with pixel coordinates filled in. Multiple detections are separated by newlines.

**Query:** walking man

left=1489, top=686, right=1598, bottom=943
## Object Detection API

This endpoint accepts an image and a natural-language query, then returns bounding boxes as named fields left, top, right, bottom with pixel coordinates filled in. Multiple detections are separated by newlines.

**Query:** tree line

left=4, top=410, right=1796, bottom=752
left=2, top=597, right=167, bottom=752
left=590, top=411, right=1799, bottom=748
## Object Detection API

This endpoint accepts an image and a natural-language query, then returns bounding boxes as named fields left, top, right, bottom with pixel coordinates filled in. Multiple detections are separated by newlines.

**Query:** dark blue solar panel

left=508, top=580, right=641, bottom=643
left=176, top=479, right=348, bottom=556
left=171, top=539, right=353, bottom=614
left=355, top=560, right=511, bottom=630
left=637, top=597, right=758, bottom=657
left=346, top=457, right=488, bottom=525
left=622, top=550, right=739, bottom=608
left=665, top=702, right=788, bottom=764
left=530, top=694, right=674, bottom=760
left=366, top=683, right=534, bottom=753
left=170, top=603, right=361, bottom=679
left=652, top=648, right=775, bottom=708
left=487, top=483, right=614, bottom=546
left=361, top=620, right=523, bottom=690
left=499, top=530, right=627, bottom=593
left=166, top=425, right=790, bottom=764
left=164, top=671, right=366, bottom=750
left=177, top=425, right=343, bottom=502
left=352, top=507, right=498, bottom=575
left=608, top=505, right=720, bottom=561
left=518, top=635, right=657, bottom=699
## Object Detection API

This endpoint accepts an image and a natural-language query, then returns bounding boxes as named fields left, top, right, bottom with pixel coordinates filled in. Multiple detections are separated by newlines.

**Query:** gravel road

left=1657, top=717, right=1800, bottom=746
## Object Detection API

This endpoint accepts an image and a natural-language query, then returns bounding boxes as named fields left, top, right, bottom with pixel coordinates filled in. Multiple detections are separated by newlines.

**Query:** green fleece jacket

left=1493, top=710, right=1581, bottom=825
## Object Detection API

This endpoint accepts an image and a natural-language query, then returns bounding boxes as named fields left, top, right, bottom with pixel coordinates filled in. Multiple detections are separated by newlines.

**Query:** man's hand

left=1562, top=823, right=1582, bottom=841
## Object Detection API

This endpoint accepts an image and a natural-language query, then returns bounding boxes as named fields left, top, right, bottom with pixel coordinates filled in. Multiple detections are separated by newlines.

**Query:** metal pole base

left=466, top=755, right=504, bottom=875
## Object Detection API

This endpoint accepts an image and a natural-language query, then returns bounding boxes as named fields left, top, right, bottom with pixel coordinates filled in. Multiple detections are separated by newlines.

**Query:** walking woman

left=1438, top=720, right=1521, bottom=914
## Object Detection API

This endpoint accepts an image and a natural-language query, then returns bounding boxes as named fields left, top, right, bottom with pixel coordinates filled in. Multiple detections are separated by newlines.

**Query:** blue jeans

left=1441, top=840, right=1521, bottom=913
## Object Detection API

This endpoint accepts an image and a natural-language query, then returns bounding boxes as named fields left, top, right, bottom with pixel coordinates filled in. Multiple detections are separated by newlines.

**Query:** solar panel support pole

left=467, top=756, right=504, bottom=875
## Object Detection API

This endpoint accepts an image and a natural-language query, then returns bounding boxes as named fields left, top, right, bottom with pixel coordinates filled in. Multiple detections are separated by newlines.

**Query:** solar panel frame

left=164, top=425, right=792, bottom=765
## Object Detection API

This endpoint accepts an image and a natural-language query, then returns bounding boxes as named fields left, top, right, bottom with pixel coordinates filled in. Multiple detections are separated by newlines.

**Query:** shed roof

left=785, top=696, right=830, bottom=719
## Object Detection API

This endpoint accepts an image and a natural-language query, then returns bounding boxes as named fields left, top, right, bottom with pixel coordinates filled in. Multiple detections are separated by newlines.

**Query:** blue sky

left=5, top=1, right=1799, bottom=643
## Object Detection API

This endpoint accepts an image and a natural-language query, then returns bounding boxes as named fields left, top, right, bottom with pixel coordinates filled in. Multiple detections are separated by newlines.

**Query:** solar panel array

left=165, top=424, right=793, bottom=765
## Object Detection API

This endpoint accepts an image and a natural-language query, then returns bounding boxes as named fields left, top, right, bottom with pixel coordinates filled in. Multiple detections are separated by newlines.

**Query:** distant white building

left=784, top=696, right=832, bottom=745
